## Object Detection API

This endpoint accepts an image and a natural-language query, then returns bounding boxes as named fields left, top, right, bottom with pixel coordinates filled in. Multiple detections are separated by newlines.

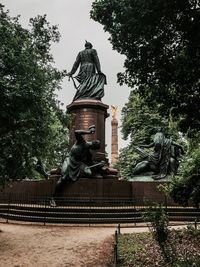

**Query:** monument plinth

left=67, top=100, right=109, bottom=161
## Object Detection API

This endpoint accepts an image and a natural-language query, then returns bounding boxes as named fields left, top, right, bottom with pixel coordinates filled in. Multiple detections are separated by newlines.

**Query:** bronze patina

left=133, top=128, right=184, bottom=180
left=50, top=125, right=105, bottom=206
left=68, top=41, right=106, bottom=101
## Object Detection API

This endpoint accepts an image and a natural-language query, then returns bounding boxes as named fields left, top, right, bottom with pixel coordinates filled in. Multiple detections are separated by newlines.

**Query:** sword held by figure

left=66, top=71, right=78, bottom=90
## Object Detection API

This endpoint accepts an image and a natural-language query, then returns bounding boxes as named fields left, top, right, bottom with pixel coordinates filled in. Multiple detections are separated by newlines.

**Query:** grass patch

left=117, top=228, right=200, bottom=267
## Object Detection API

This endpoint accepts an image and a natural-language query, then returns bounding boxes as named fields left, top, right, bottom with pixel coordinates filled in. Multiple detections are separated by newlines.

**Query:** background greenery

left=0, top=4, right=69, bottom=181
left=91, top=0, right=200, bottom=205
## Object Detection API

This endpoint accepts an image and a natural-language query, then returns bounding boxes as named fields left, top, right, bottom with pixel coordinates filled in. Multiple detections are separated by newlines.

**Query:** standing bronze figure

left=68, top=41, right=106, bottom=101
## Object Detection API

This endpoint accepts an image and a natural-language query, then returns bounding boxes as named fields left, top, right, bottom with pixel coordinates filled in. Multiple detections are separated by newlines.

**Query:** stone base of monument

left=1, top=176, right=173, bottom=205
left=67, top=99, right=109, bottom=161
left=128, top=173, right=172, bottom=182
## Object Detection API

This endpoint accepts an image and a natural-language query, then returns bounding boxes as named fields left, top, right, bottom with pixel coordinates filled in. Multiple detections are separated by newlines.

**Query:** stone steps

left=0, top=203, right=200, bottom=224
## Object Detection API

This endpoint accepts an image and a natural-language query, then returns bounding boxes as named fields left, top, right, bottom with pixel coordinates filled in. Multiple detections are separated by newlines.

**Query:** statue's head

left=154, top=127, right=165, bottom=147
left=91, top=140, right=100, bottom=150
left=157, top=126, right=164, bottom=133
left=85, top=41, right=93, bottom=49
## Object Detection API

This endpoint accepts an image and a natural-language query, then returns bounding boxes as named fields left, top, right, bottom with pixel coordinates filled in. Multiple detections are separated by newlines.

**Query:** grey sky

left=1, top=0, right=130, bottom=157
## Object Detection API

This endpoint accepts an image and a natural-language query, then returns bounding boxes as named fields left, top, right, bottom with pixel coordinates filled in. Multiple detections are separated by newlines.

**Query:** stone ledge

left=67, top=100, right=109, bottom=115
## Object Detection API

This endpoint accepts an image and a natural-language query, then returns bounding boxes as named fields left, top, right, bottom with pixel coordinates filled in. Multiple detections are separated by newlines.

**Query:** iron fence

left=0, top=193, right=199, bottom=225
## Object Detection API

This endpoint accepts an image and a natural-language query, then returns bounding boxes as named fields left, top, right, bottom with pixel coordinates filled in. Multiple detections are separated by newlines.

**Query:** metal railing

left=0, top=193, right=199, bottom=225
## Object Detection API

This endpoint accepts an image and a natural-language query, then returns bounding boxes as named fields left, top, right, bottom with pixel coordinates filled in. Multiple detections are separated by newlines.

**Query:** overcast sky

left=1, top=0, right=131, bottom=158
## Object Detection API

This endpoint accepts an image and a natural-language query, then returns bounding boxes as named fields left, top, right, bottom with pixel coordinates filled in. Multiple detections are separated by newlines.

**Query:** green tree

left=169, top=138, right=200, bottom=207
left=121, top=91, right=169, bottom=143
left=116, top=90, right=183, bottom=179
left=116, top=91, right=169, bottom=179
left=0, top=5, right=68, bottom=180
left=91, top=0, right=200, bottom=135
left=91, top=0, right=199, bottom=180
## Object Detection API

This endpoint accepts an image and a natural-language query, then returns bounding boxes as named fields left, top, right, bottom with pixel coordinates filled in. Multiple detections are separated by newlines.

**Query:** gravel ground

left=0, top=223, right=116, bottom=267
left=0, top=222, right=187, bottom=267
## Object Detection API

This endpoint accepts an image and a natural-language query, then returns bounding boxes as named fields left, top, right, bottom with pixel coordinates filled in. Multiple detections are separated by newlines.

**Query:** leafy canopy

left=91, top=0, right=200, bottom=134
left=0, top=5, right=68, bottom=180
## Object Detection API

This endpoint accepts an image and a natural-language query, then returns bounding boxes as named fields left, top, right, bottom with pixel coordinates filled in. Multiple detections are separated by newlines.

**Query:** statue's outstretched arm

left=172, top=142, right=185, bottom=155
left=140, top=142, right=154, bottom=148
left=75, top=125, right=95, bottom=141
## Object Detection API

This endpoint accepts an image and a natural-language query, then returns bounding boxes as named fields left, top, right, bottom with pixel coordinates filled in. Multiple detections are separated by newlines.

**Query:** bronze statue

left=111, top=105, right=118, bottom=119
left=68, top=41, right=106, bottom=101
left=50, top=125, right=105, bottom=206
left=133, top=128, right=184, bottom=180
left=35, top=159, right=49, bottom=179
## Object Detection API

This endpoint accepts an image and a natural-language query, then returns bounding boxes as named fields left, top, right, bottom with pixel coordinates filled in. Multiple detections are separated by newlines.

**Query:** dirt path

left=0, top=223, right=115, bottom=267
left=0, top=222, right=186, bottom=267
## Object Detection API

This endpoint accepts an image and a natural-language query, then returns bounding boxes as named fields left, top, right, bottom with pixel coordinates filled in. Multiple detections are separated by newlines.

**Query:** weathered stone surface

left=2, top=178, right=171, bottom=204
left=67, top=100, right=109, bottom=161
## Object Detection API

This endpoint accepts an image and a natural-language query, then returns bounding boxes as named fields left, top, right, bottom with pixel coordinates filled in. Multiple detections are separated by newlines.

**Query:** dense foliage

left=144, top=205, right=169, bottom=245
left=91, top=0, right=200, bottom=135
left=115, top=90, right=183, bottom=179
left=0, top=5, right=68, bottom=180
left=169, top=141, right=200, bottom=207
left=121, top=91, right=168, bottom=143
left=91, top=0, right=199, bottom=191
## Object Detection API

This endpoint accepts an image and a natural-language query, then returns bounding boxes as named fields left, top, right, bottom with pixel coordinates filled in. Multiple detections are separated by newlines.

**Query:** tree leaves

left=0, top=5, right=68, bottom=179
left=91, top=0, right=200, bottom=134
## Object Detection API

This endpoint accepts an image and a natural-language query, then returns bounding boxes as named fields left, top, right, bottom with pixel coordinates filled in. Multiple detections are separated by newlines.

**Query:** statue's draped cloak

left=70, top=48, right=106, bottom=101
left=148, top=138, right=172, bottom=177
left=73, top=73, right=106, bottom=101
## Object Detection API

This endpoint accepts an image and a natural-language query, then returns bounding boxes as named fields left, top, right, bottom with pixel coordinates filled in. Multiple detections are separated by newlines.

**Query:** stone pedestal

left=67, top=100, right=109, bottom=161
left=2, top=179, right=173, bottom=205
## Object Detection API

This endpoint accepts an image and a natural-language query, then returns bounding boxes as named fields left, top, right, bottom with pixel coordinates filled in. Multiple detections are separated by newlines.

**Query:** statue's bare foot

left=50, top=198, right=56, bottom=207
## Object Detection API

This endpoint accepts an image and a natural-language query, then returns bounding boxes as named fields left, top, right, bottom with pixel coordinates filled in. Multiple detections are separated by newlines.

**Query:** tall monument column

left=66, top=41, right=108, bottom=162
left=111, top=106, right=119, bottom=165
